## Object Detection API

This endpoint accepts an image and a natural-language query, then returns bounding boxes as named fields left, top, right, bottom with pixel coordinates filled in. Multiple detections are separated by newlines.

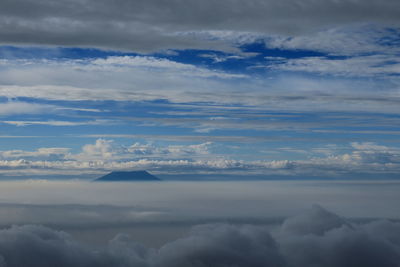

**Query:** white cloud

left=269, top=55, right=400, bottom=77
left=163, top=142, right=212, bottom=157
left=350, top=142, right=389, bottom=151
left=89, top=56, right=246, bottom=78
left=78, top=139, right=120, bottom=161
left=2, top=119, right=113, bottom=127
left=0, top=140, right=399, bottom=178
left=0, top=148, right=70, bottom=161
left=0, top=56, right=398, bottom=115
left=71, top=139, right=214, bottom=162
left=0, top=139, right=400, bottom=178
left=0, top=101, right=55, bottom=116
left=0, top=56, right=250, bottom=105
left=265, top=25, right=400, bottom=55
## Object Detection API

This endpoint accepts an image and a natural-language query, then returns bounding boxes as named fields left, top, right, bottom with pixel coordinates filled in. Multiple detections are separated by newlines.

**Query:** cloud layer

left=1, top=0, right=400, bottom=52
left=0, top=139, right=399, bottom=178
left=0, top=206, right=399, bottom=267
left=0, top=55, right=398, bottom=115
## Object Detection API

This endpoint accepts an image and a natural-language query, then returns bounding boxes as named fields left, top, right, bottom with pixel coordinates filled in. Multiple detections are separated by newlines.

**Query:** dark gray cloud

left=154, top=224, right=285, bottom=267
left=0, top=206, right=399, bottom=267
left=278, top=205, right=400, bottom=267
left=1, top=0, right=400, bottom=52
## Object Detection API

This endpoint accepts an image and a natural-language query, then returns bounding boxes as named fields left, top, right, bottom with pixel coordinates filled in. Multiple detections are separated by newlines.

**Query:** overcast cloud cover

left=0, top=205, right=399, bottom=267
left=1, top=0, right=400, bottom=52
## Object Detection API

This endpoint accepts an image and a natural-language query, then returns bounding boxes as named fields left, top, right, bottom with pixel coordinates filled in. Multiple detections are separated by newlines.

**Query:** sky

left=1, top=2, right=400, bottom=266
left=0, top=0, right=400, bottom=179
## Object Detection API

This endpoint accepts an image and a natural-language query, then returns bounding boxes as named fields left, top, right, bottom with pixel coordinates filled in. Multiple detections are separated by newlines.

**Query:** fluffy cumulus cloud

left=73, top=139, right=213, bottom=162
left=0, top=206, right=399, bottom=266
left=305, top=142, right=400, bottom=174
left=0, top=140, right=399, bottom=178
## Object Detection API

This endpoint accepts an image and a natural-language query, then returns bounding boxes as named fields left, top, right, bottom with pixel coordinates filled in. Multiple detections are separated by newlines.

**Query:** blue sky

left=0, top=0, right=399, bottom=179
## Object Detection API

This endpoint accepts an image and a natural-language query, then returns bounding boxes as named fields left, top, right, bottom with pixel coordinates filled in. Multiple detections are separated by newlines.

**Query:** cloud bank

left=1, top=0, right=400, bottom=52
left=0, top=139, right=399, bottom=178
left=0, top=206, right=399, bottom=267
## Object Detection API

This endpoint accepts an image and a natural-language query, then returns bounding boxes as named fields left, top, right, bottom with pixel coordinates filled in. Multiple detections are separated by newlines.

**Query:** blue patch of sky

left=377, top=27, right=400, bottom=47
left=0, top=41, right=345, bottom=76
left=158, top=41, right=337, bottom=75
left=2, top=96, right=400, bottom=140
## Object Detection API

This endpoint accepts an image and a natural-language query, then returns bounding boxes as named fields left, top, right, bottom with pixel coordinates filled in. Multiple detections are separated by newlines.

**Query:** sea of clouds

left=0, top=180, right=396, bottom=266
left=0, top=205, right=398, bottom=267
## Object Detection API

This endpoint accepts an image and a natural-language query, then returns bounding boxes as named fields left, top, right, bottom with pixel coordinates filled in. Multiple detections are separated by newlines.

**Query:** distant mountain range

left=94, top=170, right=161, bottom=182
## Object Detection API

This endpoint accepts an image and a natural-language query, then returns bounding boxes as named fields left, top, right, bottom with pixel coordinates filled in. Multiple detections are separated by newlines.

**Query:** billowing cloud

left=277, top=205, right=400, bottom=267
left=73, top=139, right=214, bottom=162
left=0, top=206, right=398, bottom=266
left=154, top=224, right=285, bottom=267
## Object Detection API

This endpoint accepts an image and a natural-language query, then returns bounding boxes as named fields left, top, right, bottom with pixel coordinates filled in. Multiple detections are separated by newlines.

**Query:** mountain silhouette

left=94, top=170, right=161, bottom=182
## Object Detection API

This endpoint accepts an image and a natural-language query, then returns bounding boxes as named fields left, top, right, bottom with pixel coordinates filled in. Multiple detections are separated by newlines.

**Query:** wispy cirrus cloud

left=264, top=25, right=400, bottom=55
left=0, top=56, right=398, bottom=115
left=2, top=119, right=113, bottom=127
left=268, top=54, right=400, bottom=77
left=0, top=101, right=55, bottom=116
